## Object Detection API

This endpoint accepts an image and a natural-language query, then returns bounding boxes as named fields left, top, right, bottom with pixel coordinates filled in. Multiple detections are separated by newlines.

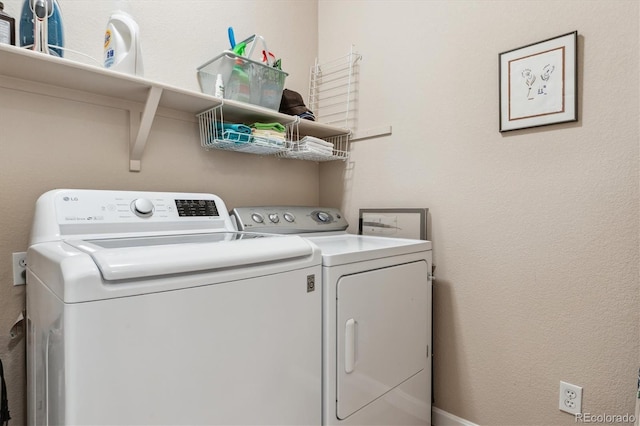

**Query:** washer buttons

left=269, top=213, right=280, bottom=223
left=283, top=212, right=295, bottom=223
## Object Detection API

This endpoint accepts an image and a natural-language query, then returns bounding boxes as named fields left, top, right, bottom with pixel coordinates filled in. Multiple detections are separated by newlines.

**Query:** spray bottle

left=226, top=59, right=250, bottom=103
left=104, top=2, right=143, bottom=76
left=226, top=42, right=250, bottom=103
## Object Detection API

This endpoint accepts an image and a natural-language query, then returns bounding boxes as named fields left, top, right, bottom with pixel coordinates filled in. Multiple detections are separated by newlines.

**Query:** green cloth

left=251, top=122, right=286, bottom=133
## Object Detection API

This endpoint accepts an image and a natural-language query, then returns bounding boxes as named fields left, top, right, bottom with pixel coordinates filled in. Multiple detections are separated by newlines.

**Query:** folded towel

left=305, top=141, right=333, bottom=152
left=222, top=130, right=252, bottom=144
left=209, top=122, right=252, bottom=143
left=256, top=139, right=285, bottom=146
left=300, top=136, right=333, bottom=148
left=251, top=122, right=286, bottom=133
left=253, top=129, right=286, bottom=140
left=295, top=136, right=334, bottom=156
left=305, top=145, right=333, bottom=157
left=218, top=123, right=252, bottom=134
left=292, top=141, right=332, bottom=156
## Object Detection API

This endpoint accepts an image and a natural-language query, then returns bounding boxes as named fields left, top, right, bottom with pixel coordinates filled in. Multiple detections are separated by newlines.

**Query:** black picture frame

left=499, top=31, right=578, bottom=132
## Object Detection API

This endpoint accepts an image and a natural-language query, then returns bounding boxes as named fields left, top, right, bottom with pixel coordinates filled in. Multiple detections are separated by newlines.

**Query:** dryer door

left=336, top=260, right=429, bottom=420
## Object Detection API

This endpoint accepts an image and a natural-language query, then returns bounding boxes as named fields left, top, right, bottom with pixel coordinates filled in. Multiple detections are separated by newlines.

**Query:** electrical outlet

left=559, top=381, right=582, bottom=415
left=12, top=252, right=27, bottom=286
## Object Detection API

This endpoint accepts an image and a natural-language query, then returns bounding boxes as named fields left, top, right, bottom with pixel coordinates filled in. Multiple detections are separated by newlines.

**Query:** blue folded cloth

left=219, top=123, right=252, bottom=134
left=208, top=122, right=253, bottom=144
left=223, top=130, right=252, bottom=144
left=209, top=122, right=252, bottom=136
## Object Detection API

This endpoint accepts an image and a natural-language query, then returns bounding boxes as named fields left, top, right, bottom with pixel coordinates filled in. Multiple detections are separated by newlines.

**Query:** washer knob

left=283, top=212, right=296, bottom=223
left=251, top=213, right=264, bottom=223
left=269, top=213, right=280, bottom=223
left=132, top=198, right=154, bottom=218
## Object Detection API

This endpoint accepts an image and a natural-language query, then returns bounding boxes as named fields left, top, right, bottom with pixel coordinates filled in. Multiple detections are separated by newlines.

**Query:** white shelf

left=0, top=44, right=350, bottom=170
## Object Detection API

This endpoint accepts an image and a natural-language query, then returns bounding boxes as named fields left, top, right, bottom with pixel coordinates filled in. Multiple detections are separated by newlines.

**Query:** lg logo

left=63, top=196, right=79, bottom=202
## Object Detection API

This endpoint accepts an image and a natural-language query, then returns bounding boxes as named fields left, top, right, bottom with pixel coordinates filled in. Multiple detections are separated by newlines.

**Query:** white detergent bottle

left=104, top=10, right=143, bottom=76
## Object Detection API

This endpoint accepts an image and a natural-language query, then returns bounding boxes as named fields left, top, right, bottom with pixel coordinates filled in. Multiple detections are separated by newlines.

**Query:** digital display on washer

left=175, top=199, right=219, bottom=217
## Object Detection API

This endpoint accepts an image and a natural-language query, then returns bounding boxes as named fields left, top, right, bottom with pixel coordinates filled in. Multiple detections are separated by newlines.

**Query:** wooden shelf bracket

left=129, top=85, right=163, bottom=172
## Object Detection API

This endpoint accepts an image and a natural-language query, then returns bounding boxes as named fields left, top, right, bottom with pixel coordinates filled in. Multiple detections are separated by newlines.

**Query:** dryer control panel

left=231, top=206, right=349, bottom=234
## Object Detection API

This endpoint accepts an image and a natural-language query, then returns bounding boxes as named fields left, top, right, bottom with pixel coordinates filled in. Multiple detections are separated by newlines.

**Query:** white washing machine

left=26, top=190, right=322, bottom=426
left=231, top=206, right=433, bottom=425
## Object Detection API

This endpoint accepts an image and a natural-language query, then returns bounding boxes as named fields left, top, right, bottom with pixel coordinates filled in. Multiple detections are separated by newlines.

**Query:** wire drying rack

left=308, top=47, right=362, bottom=129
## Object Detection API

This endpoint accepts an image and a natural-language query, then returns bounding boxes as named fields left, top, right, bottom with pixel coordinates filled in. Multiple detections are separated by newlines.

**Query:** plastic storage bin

left=198, top=51, right=287, bottom=110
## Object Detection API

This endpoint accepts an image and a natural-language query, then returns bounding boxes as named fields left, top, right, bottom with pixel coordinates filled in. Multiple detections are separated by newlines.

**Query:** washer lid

left=65, top=232, right=312, bottom=280
left=304, top=234, right=431, bottom=266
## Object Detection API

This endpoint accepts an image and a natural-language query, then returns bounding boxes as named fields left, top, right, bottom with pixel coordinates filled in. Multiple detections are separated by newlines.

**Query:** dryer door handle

left=345, top=318, right=356, bottom=373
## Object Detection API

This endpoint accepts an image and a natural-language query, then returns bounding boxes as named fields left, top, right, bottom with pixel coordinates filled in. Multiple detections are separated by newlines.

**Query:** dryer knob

left=316, top=211, right=332, bottom=223
left=132, top=198, right=154, bottom=218
left=251, top=213, right=264, bottom=224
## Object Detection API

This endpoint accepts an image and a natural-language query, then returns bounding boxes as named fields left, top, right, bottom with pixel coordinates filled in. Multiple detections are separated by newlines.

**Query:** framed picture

left=358, top=208, right=428, bottom=240
left=499, top=31, right=578, bottom=132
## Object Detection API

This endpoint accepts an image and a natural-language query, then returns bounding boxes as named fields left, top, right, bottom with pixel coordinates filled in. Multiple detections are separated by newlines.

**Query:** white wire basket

left=197, top=105, right=290, bottom=156
left=277, top=133, right=350, bottom=162
left=197, top=105, right=349, bottom=161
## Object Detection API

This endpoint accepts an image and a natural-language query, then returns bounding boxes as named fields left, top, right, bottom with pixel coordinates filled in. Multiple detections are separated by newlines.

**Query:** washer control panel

left=231, top=206, right=349, bottom=234
left=29, top=189, right=233, bottom=245
left=54, top=192, right=221, bottom=223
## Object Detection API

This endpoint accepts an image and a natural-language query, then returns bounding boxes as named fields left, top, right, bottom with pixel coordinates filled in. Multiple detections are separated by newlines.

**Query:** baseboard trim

left=432, top=407, right=479, bottom=426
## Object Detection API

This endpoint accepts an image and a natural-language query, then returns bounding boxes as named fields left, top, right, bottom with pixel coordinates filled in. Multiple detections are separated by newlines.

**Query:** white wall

left=2, top=1, right=638, bottom=425
left=0, top=2, right=319, bottom=425
left=318, top=1, right=639, bottom=425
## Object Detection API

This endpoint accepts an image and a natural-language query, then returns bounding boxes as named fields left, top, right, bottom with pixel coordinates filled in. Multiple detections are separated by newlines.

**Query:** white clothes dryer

left=26, top=190, right=322, bottom=426
left=231, top=206, right=433, bottom=425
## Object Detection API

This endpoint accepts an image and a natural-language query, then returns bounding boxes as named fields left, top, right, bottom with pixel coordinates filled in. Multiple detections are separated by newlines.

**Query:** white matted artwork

left=499, top=31, right=578, bottom=132
left=358, top=208, right=428, bottom=240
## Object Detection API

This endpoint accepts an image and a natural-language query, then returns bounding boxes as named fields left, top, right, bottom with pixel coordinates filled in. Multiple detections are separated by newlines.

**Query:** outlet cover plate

left=12, top=252, right=26, bottom=286
left=559, top=381, right=582, bottom=415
